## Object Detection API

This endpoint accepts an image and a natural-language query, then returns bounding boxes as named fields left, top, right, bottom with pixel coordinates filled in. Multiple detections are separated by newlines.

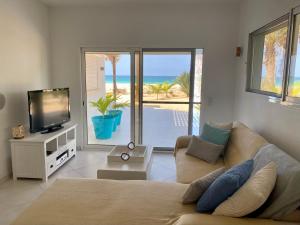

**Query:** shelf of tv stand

left=10, top=122, right=77, bottom=182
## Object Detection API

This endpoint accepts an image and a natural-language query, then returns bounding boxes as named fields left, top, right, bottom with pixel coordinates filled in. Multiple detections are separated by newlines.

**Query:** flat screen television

left=28, top=88, right=70, bottom=133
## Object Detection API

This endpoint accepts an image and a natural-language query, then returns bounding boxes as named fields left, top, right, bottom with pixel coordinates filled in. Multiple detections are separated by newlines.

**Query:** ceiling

left=40, top=0, right=242, bottom=7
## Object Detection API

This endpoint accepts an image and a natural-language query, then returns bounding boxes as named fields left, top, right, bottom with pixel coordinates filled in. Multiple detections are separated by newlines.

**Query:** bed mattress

left=12, top=178, right=195, bottom=225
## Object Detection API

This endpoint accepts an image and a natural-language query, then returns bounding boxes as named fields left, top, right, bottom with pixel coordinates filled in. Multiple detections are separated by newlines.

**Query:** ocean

left=105, top=75, right=177, bottom=84
left=274, top=77, right=300, bottom=86
left=105, top=75, right=300, bottom=86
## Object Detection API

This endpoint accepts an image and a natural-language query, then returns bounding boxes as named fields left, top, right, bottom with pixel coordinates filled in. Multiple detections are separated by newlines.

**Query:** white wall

left=234, top=0, right=300, bottom=161
left=0, top=0, right=51, bottom=180
left=49, top=3, right=239, bottom=147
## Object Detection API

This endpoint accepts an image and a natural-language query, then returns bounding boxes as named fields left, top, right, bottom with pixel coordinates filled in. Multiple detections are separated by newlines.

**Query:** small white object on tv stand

left=10, top=123, right=77, bottom=182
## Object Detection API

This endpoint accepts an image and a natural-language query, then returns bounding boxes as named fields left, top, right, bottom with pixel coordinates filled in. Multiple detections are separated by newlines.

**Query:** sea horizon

left=105, top=75, right=178, bottom=84
left=105, top=75, right=300, bottom=85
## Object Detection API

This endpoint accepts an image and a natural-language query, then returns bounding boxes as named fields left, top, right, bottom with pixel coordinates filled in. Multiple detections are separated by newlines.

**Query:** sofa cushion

left=224, top=122, right=268, bottom=168
left=201, top=123, right=231, bottom=146
left=176, top=148, right=225, bottom=184
left=197, top=159, right=254, bottom=213
left=213, top=162, right=277, bottom=217
left=252, top=144, right=300, bottom=219
left=174, top=135, right=193, bottom=156
left=182, top=167, right=226, bottom=204
left=186, top=136, right=224, bottom=164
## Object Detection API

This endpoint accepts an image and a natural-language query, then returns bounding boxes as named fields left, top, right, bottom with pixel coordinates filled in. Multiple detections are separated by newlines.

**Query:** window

left=288, top=11, right=300, bottom=99
left=247, top=6, right=300, bottom=104
left=247, top=16, right=289, bottom=96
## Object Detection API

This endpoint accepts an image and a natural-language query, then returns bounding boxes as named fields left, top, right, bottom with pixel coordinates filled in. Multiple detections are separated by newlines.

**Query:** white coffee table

left=97, top=145, right=153, bottom=180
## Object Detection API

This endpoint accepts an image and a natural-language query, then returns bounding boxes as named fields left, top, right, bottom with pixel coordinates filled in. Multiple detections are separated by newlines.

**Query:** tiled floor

left=0, top=150, right=176, bottom=225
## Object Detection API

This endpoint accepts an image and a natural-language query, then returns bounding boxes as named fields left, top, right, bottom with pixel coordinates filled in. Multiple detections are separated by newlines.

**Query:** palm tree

left=262, top=27, right=287, bottom=92
left=106, top=54, right=120, bottom=100
left=148, top=84, right=163, bottom=100
left=161, top=82, right=174, bottom=98
left=175, top=72, right=190, bottom=96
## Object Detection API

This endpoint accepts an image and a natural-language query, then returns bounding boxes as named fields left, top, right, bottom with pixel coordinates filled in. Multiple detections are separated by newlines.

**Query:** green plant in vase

left=109, top=95, right=130, bottom=128
left=90, top=94, right=115, bottom=115
left=90, top=94, right=116, bottom=140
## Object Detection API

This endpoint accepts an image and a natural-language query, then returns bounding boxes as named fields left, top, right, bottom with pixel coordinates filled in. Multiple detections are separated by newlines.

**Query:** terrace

left=87, top=103, right=200, bottom=148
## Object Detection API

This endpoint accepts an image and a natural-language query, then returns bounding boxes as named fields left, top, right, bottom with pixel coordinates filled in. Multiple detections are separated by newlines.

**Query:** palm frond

left=90, top=94, right=115, bottom=115
left=112, top=101, right=130, bottom=109
left=175, top=72, right=190, bottom=96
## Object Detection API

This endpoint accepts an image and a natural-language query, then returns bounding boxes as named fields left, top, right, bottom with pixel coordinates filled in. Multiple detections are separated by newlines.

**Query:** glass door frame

left=81, top=47, right=140, bottom=149
left=81, top=47, right=202, bottom=149
left=139, top=48, right=201, bottom=147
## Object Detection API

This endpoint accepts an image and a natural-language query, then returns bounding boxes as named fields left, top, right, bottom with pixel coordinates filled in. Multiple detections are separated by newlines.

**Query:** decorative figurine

left=121, top=141, right=136, bottom=161
left=12, top=124, right=25, bottom=139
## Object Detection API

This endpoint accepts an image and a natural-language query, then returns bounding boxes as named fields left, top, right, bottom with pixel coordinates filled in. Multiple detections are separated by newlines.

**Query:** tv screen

left=28, top=88, right=70, bottom=133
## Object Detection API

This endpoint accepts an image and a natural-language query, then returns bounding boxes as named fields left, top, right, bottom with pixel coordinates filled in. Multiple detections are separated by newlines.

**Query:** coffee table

left=97, top=145, right=153, bottom=180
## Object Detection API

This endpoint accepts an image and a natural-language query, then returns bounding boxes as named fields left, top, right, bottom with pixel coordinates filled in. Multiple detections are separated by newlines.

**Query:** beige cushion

left=225, top=122, right=268, bottom=168
left=176, top=148, right=225, bottom=184
left=173, top=213, right=299, bottom=225
left=186, top=136, right=224, bottom=164
left=182, top=167, right=226, bottom=204
left=174, top=135, right=193, bottom=156
left=252, top=144, right=300, bottom=219
left=213, top=162, right=277, bottom=217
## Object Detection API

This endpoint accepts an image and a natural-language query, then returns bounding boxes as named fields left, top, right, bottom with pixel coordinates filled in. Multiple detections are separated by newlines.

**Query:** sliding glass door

left=141, top=49, right=203, bottom=149
left=81, top=48, right=203, bottom=149
left=82, top=50, right=135, bottom=146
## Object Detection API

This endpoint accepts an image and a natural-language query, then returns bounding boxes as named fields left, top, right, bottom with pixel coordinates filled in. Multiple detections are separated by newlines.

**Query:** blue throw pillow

left=197, top=159, right=254, bottom=213
left=201, top=123, right=231, bottom=146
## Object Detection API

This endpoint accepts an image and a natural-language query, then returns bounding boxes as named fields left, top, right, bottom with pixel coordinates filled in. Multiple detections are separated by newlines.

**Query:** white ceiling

left=40, top=0, right=242, bottom=7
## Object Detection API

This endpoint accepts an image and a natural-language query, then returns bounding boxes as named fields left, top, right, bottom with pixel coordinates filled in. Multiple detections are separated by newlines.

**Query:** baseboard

left=153, top=147, right=174, bottom=153
left=82, top=145, right=112, bottom=151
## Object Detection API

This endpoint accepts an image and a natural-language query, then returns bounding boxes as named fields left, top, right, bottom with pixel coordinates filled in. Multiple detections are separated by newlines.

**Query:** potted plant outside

left=90, top=95, right=116, bottom=139
left=109, top=96, right=129, bottom=128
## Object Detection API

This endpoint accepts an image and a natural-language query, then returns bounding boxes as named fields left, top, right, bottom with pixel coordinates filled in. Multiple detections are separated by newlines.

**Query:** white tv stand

left=10, top=123, right=77, bottom=182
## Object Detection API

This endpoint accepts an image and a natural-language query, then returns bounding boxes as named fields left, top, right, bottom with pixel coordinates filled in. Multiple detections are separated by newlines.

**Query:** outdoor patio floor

left=88, top=106, right=200, bottom=147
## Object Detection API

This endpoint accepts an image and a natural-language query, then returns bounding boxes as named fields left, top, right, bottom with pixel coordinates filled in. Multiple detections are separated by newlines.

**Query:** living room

left=1, top=0, right=300, bottom=225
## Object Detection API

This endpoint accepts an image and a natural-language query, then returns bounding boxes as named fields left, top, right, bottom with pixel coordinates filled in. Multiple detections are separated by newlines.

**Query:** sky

left=104, top=49, right=300, bottom=79
left=105, top=53, right=191, bottom=76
